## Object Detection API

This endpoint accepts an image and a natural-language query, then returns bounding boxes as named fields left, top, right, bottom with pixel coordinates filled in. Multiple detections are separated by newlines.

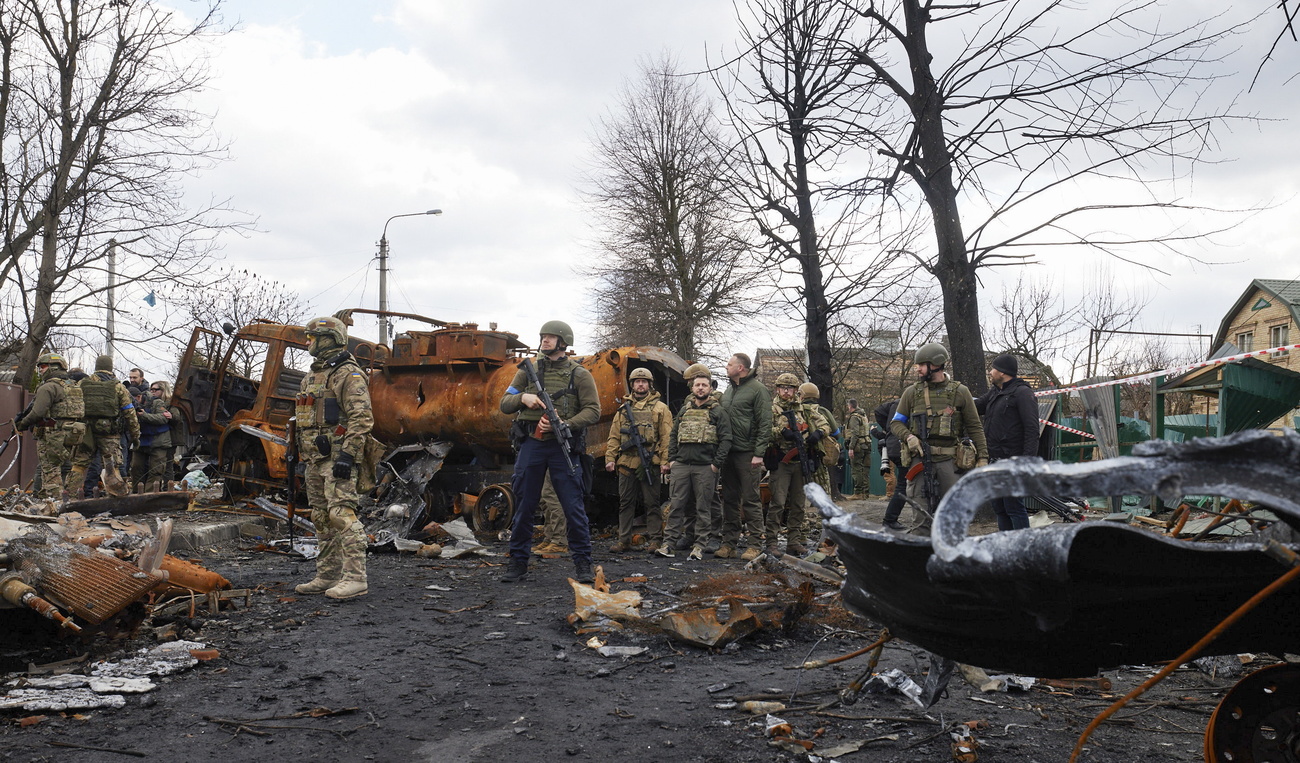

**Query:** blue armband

left=892, top=412, right=909, bottom=424
left=506, top=386, right=521, bottom=395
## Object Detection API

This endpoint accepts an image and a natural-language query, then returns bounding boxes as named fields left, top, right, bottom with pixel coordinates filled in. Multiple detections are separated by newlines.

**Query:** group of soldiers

left=16, top=352, right=180, bottom=501
left=17, top=319, right=1001, bottom=601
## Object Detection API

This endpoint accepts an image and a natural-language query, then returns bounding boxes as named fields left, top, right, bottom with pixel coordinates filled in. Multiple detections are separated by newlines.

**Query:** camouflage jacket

left=295, top=352, right=373, bottom=463
left=844, top=409, right=868, bottom=451
left=889, top=376, right=988, bottom=463
left=771, top=397, right=832, bottom=456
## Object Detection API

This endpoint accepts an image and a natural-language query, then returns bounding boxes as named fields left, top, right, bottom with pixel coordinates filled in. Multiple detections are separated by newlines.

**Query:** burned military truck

left=169, top=309, right=689, bottom=531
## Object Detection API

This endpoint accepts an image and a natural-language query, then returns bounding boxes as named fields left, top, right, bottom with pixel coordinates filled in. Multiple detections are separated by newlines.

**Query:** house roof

left=1211, top=279, right=1300, bottom=356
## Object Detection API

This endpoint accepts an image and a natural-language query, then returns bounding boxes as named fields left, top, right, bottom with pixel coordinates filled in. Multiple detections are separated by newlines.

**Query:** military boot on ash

left=574, top=560, right=595, bottom=585
left=325, top=580, right=368, bottom=600
left=501, top=557, right=529, bottom=583
left=295, top=577, right=340, bottom=595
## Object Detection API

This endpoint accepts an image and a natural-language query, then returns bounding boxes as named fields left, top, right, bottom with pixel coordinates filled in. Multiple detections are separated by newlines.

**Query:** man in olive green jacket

left=718, top=353, right=772, bottom=558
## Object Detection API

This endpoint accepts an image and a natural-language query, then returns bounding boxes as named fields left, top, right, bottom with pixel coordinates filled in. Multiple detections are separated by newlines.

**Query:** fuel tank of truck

left=367, top=324, right=691, bottom=460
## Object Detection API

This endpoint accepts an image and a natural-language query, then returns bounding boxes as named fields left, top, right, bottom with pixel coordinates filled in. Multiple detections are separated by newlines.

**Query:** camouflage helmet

left=683, top=363, right=711, bottom=382
left=36, top=352, right=68, bottom=370
left=628, top=367, right=655, bottom=383
left=775, top=372, right=801, bottom=388
left=914, top=342, right=949, bottom=367
left=799, top=382, right=819, bottom=401
left=539, top=320, right=574, bottom=347
left=304, top=316, right=348, bottom=345
left=94, top=354, right=114, bottom=372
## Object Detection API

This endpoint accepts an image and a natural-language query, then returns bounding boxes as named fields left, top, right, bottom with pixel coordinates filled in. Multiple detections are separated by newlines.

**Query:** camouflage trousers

left=129, top=446, right=171, bottom=491
left=767, top=461, right=810, bottom=548
left=304, top=458, right=367, bottom=583
left=34, top=426, right=73, bottom=499
left=70, top=431, right=127, bottom=498
left=849, top=451, right=869, bottom=495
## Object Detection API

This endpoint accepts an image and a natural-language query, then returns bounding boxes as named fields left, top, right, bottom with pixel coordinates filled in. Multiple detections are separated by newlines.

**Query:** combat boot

left=501, top=557, right=528, bottom=583
left=295, top=577, right=340, bottom=595
left=325, top=580, right=367, bottom=600
left=574, top=560, right=595, bottom=585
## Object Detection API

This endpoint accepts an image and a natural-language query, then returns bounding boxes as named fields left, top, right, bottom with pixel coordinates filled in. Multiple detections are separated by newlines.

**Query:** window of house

left=1271, top=325, right=1289, bottom=356
left=1237, top=332, right=1254, bottom=352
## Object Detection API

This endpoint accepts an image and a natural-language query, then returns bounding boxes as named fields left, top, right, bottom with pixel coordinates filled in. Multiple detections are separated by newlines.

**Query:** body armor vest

left=677, top=405, right=718, bottom=444
left=50, top=379, right=85, bottom=421
left=295, top=359, right=358, bottom=433
left=903, top=379, right=964, bottom=442
left=622, top=400, right=660, bottom=447
left=515, top=362, right=579, bottom=424
left=81, top=375, right=121, bottom=419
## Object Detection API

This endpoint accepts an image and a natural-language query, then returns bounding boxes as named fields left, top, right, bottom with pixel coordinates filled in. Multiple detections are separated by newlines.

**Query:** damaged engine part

left=816, top=429, right=1300, bottom=677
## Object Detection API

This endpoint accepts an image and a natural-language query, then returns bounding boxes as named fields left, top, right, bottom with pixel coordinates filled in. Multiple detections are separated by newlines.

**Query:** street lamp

left=378, top=208, right=442, bottom=344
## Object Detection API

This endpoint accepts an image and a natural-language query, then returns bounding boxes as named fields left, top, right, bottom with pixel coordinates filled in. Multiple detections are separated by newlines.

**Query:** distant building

left=1211, top=278, right=1299, bottom=372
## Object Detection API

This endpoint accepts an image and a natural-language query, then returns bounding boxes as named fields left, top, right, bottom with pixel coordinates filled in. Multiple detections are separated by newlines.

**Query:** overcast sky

left=155, top=0, right=1300, bottom=381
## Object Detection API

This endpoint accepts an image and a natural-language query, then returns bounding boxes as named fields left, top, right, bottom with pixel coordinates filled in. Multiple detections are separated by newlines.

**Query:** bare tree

left=584, top=56, right=757, bottom=362
left=141, top=268, right=313, bottom=378
left=714, top=0, right=910, bottom=405
left=986, top=272, right=1147, bottom=387
left=0, top=0, right=239, bottom=381
left=843, top=0, right=1254, bottom=393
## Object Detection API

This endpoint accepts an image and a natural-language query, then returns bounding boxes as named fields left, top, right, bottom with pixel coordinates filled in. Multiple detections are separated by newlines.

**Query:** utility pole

left=377, top=209, right=441, bottom=345
left=106, top=239, right=117, bottom=361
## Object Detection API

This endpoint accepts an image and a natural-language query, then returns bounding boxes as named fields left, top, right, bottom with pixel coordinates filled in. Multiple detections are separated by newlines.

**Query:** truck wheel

left=469, top=484, right=513, bottom=535
left=221, top=435, right=267, bottom=498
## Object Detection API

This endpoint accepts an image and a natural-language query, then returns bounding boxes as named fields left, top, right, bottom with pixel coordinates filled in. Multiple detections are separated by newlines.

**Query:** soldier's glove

left=332, top=452, right=354, bottom=480
left=905, top=434, right=923, bottom=455
left=975, top=458, right=988, bottom=469
left=807, top=430, right=824, bottom=445
left=781, top=428, right=798, bottom=442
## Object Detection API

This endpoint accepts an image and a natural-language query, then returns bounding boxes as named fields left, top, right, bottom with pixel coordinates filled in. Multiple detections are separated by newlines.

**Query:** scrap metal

left=816, top=429, right=1300, bottom=677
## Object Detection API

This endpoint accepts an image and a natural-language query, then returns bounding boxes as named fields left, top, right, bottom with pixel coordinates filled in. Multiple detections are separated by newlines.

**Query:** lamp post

left=378, top=208, right=442, bottom=344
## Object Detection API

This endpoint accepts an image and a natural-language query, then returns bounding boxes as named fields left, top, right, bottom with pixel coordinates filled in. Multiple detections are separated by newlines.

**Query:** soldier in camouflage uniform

left=533, top=474, right=570, bottom=555
left=799, top=381, right=840, bottom=540
left=68, top=355, right=140, bottom=498
left=605, top=367, right=672, bottom=553
left=660, top=364, right=731, bottom=560
left=889, top=343, right=988, bottom=532
left=766, top=373, right=831, bottom=557
left=293, top=316, right=374, bottom=600
left=16, top=353, right=86, bottom=500
left=499, top=321, right=601, bottom=584
left=844, top=399, right=868, bottom=495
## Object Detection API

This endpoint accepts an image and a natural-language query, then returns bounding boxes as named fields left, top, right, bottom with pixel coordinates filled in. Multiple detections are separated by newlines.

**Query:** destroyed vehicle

left=817, top=429, right=1300, bottom=678
left=170, top=309, right=689, bottom=533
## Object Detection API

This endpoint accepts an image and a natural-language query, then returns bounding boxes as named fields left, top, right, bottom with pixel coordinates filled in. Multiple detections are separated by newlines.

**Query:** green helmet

left=799, top=382, right=819, bottom=401
left=914, top=342, right=949, bottom=367
left=628, top=367, right=654, bottom=382
left=94, top=354, right=114, bottom=372
left=36, top=352, right=68, bottom=370
left=539, top=320, right=574, bottom=347
left=775, top=372, right=801, bottom=388
left=683, top=363, right=711, bottom=382
left=304, top=316, right=348, bottom=345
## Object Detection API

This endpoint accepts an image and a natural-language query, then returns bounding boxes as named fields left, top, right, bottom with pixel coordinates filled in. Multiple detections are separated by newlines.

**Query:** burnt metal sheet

left=816, top=429, right=1300, bottom=677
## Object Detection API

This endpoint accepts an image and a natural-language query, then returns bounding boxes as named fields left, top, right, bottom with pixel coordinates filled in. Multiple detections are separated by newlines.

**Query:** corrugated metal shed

left=1156, top=358, right=1300, bottom=435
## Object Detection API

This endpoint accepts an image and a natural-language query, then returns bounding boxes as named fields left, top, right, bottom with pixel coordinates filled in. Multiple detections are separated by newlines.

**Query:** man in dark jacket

left=974, top=354, right=1041, bottom=531
left=718, top=353, right=771, bottom=559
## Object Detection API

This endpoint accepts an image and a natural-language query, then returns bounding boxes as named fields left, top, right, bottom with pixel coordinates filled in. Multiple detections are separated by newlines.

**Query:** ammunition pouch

left=314, top=434, right=332, bottom=457
left=955, top=438, right=977, bottom=471
left=90, top=416, right=120, bottom=437
left=60, top=420, right=86, bottom=449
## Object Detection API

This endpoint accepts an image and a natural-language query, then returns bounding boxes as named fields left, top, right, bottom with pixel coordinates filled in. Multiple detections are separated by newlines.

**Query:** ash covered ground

left=0, top=498, right=1247, bottom=762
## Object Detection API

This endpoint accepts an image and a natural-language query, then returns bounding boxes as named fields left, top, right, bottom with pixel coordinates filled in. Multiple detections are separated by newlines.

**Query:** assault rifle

left=618, top=397, right=657, bottom=489
left=781, top=409, right=815, bottom=479
left=904, top=413, right=940, bottom=514
left=520, top=358, right=577, bottom=475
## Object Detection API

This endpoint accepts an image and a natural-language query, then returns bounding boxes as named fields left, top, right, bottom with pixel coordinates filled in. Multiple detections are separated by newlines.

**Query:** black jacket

left=974, top=376, right=1040, bottom=459
left=872, top=400, right=902, bottom=465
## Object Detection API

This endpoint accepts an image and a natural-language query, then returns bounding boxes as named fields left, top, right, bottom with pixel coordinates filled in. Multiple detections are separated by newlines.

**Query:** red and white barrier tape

left=1033, top=341, right=1300, bottom=398
left=1040, top=419, right=1097, bottom=440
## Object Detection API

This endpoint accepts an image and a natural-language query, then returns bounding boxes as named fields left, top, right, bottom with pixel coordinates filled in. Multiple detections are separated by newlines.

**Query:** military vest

left=775, top=401, right=816, bottom=431
left=677, top=405, right=718, bottom=444
left=81, top=375, right=121, bottom=419
left=50, top=379, right=85, bottom=421
left=295, top=357, right=361, bottom=433
left=902, top=379, right=965, bottom=442
left=622, top=399, right=660, bottom=447
left=515, top=361, right=580, bottom=424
